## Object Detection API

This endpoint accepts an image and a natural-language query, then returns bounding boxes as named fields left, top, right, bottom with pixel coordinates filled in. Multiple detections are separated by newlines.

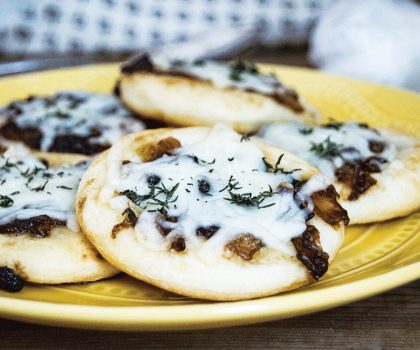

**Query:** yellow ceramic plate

left=0, top=64, right=419, bottom=331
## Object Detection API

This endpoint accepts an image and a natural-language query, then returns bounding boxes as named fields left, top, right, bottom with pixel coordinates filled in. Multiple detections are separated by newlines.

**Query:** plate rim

left=0, top=262, right=418, bottom=331
left=0, top=63, right=419, bottom=331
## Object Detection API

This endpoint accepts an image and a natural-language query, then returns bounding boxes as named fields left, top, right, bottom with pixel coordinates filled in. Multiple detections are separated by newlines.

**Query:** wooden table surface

left=0, top=48, right=419, bottom=349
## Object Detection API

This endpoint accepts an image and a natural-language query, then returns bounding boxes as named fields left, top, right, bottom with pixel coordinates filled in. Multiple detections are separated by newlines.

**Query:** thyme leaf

left=229, top=61, right=259, bottom=81
left=188, top=155, right=216, bottom=165
left=56, top=185, right=72, bottom=190
left=310, top=137, right=343, bottom=158
left=240, top=133, right=252, bottom=142
left=322, top=121, right=344, bottom=130
left=219, top=177, right=276, bottom=209
left=262, top=154, right=300, bottom=174
left=219, top=175, right=242, bottom=193
left=30, top=180, right=49, bottom=192
left=121, top=182, right=180, bottom=212
left=299, top=127, right=313, bottom=135
left=224, top=185, right=276, bottom=209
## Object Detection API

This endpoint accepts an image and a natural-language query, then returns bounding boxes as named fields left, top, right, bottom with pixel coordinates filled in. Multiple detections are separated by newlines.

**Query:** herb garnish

left=262, top=154, right=300, bottom=174
left=219, top=176, right=242, bottom=193
left=3, top=158, right=19, bottom=172
left=193, top=59, right=205, bottom=66
left=53, top=110, right=71, bottom=119
left=240, top=133, right=251, bottom=142
left=224, top=185, right=276, bottom=209
left=0, top=195, right=13, bottom=208
left=121, top=182, right=180, bottom=212
left=31, top=180, right=49, bottom=192
left=229, top=61, right=259, bottom=81
left=219, top=176, right=276, bottom=209
left=56, top=185, right=72, bottom=190
left=322, top=121, right=343, bottom=130
left=309, top=137, right=343, bottom=158
left=299, top=127, right=313, bottom=135
left=188, top=155, right=216, bottom=165
left=170, top=59, right=186, bottom=68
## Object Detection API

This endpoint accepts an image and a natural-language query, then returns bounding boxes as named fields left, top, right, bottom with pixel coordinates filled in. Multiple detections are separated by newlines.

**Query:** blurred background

left=0, top=0, right=419, bottom=91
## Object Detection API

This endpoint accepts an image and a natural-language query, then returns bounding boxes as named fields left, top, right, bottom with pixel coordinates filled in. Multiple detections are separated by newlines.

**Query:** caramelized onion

left=225, top=233, right=264, bottom=261
left=141, top=137, right=181, bottom=162
left=0, top=215, right=65, bottom=238
left=292, top=225, right=329, bottom=280
left=312, top=185, right=349, bottom=226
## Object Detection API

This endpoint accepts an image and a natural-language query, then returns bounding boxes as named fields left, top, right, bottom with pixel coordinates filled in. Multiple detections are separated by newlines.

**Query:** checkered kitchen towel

left=0, top=0, right=333, bottom=55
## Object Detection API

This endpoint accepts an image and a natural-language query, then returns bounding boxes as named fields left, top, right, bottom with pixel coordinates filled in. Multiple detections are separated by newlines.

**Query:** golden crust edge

left=119, top=73, right=319, bottom=133
left=0, top=150, right=119, bottom=283
left=76, top=127, right=344, bottom=301
left=338, top=142, right=420, bottom=224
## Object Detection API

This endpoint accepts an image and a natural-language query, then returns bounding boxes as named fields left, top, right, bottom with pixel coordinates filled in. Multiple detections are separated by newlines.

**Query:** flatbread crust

left=0, top=150, right=118, bottom=285
left=259, top=123, right=420, bottom=225
left=77, top=127, right=344, bottom=301
left=338, top=136, right=420, bottom=224
left=0, top=225, right=118, bottom=284
left=0, top=91, right=145, bottom=156
left=119, top=72, right=318, bottom=133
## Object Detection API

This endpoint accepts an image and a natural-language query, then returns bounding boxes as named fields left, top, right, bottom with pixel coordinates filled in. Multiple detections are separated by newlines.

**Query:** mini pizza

left=0, top=91, right=145, bottom=155
left=77, top=125, right=348, bottom=301
left=0, top=142, right=118, bottom=292
left=259, top=121, right=420, bottom=224
left=117, top=54, right=318, bottom=132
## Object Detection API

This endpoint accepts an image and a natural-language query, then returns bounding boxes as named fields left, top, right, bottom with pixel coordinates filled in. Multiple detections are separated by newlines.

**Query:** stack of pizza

left=0, top=54, right=418, bottom=300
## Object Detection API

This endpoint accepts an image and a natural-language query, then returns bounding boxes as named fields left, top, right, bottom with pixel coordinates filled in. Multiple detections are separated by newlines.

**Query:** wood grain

left=0, top=279, right=418, bottom=349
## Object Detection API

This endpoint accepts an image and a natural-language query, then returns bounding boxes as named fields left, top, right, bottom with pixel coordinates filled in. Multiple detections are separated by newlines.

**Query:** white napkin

left=309, top=0, right=420, bottom=92
left=0, top=0, right=332, bottom=55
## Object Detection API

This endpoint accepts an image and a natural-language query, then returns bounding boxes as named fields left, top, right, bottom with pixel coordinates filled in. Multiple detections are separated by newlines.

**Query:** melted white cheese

left=104, top=126, right=329, bottom=260
left=0, top=144, right=87, bottom=231
left=259, top=122, right=396, bottom=179
left=3, top=92, right=144, bottom=151
left=153, top=56, right=294, bottom=98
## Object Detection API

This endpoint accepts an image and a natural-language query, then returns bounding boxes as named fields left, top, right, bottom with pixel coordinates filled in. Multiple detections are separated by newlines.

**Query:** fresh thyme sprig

left=240, top=133, right=252, bottom=142
left=219, top=176, right=276, bottom=209
left=322, top=121, right=344, bottom=130
left=229, top=61, right=259, bottom=81
left=1, top=156, right=57, bottom=191
left=2, top=158, right=48, bottom=186
left=224, top=185, right=276, bottom=209
left=20, top=166, right=44, bottom=178
left=299, top=127, right=313, bottom=135
left=1, top=158, right=21, bottom=173
left=262, top=154, right=300, bottom=175
left=309, top=137, right=343, bottom=158
left=120, top=182, right=180, bottom=212
left=219, top=175, right=242, bottom=193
